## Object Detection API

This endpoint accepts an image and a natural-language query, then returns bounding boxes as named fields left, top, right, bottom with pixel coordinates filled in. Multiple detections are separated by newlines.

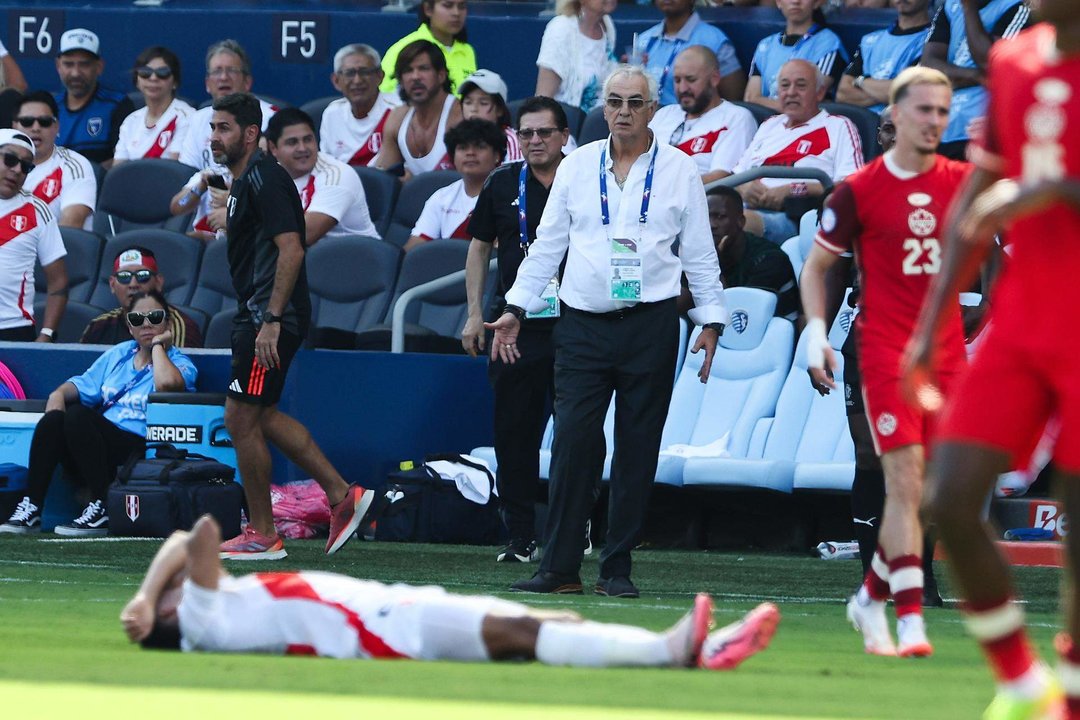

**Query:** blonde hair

left=889, top=66, right=951, bottom=106
left=555, top=0, right=581, bottom=15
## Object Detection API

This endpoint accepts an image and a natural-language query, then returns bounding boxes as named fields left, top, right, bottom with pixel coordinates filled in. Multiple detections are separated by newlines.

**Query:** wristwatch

left=262, top=311, right=282, bottom=324
left=854, top=75, right=867, bottom=90
left=703, top=322, right=725, bottom=335
left=503, top=304, right=526, bottom=321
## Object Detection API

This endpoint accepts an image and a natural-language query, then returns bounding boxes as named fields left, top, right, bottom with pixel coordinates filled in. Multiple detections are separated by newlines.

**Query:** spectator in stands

left=638, top=0, right=745, bottom=106
left=0, top=39, right=27, bottom=93
left=380, top=0, right=476, bottom=95
left=877, top=105, right=895, bottom=151
left=114, top=46, right=194, bottom=164
left=14, top=91, right=96, bottom=230
left=0, top=289, right=197, bottom=537
left=534, top=0, right=618, bottom=113
left=375, top=40, right=464, bottom=179
left=53, top=29, right=135, bottom=167
left=459, top=70, right=522, bottom=163
left=918, top=0, right=1031, bottom=159
left=266, top=108, right=380, bottom=244
left=320, top=44, right=402, bottom=167
left=837, top=0, right=932, bottom=112
left=745, top=0, right=848, bottom=110
left=174, top=39, right=279, bottom=240
left=81, top=247, right=204, bottom=348
left=678, top=185, right=800, bottom=320
left=405, top=118, right=504, bottom=252
left=649, top=45, right=757, bottom=184
left=0, top=129, right=67, bottom=343
left=733, top=60, right=862, bottom=243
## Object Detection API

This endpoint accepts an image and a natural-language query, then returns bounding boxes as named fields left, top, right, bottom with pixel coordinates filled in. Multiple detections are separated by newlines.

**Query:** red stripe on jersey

left=0, top=204, right=39, bottom=245
left=194, top=215, right=214, bottom=234
left=433, top=153, right=454, bottom=171
left=144, top=116, right=179, bottom=159
left=676, top=127, right=727, bottom=157
left=17, top=274, right=32, bottom=322
left=348, top=108, right=392, bottom=167
left=299, top=174, right=316, bottom=211
left=449, top=213, right=472, bottom=240
left=286, top=644, right=318, bottom=656
left=32, top=167, right=64, bottom=204
left=761, top=126, right=831, bottom=168
left=255, top=572, right=407, bottom=659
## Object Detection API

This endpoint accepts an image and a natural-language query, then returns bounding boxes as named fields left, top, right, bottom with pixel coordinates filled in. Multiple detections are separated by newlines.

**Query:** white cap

left=459, top=69, right=507, bottom=102
left=0, top=129, right=36, bottom=156
left=59, top=28, right=100, bottom=58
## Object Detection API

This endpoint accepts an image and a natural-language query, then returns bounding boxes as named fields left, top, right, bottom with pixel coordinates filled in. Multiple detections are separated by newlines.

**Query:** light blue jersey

left=638, top=13, right=742, bottom=106
left=849, top=23, right=930, bottom=113
left=749, top=25, right=848, bottom=99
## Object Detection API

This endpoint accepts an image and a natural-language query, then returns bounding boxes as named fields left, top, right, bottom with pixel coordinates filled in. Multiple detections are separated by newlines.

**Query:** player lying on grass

left=121, top=515, right=780, bottom=668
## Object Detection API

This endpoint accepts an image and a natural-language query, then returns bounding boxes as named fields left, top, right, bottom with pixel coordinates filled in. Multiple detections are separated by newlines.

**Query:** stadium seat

left=387, top=237, right=472, bottom=335
left=507, top=98, right=586, bottom=138
left=35, top=228, right=105, bottom=304
left=784, top=210, right=821, bottom=283
left=93, top=158, right=198, bottom=237
left=383, top=170, right=461, bottom=248
left=301, top=95, right=338, bottom=136
left=731, top=101, right=776, bottom=127
left=174, top=304, right=210, bottom=340
left=353, top=165, right=401, bottom=238
left=204, top=306, right=238, bottom=349
left=90, top=230, right=204, bottom=308
left=33, top=299, right=104, bottom=344
left=578, top=106, right=608, bottom=145
left=188, top=239, right=234, bottom=318
left=822, top=102, right=881, bottom=162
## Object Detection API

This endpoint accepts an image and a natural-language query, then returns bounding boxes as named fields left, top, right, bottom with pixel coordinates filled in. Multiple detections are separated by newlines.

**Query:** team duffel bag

left=107, top=443, right=244, bottom=539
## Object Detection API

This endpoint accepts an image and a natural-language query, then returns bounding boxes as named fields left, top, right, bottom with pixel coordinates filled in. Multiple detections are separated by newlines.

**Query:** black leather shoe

left=510, top=571, right=583, bottom=594
left=595, top=576, right=640, bottom=598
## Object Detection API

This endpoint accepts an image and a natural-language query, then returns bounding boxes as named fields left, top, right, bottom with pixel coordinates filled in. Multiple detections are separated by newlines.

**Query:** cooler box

left=145, top=392, right=239, bottom=478
left=0, top=462, right=28, bottom=520
left=0, top=399, right=80, bottom=530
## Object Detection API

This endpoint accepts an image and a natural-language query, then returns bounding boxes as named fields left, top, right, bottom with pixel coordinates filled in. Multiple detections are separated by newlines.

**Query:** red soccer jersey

left=972, top=23, right=1080, bottom=349
left=815, top=153, right=971, bottom=369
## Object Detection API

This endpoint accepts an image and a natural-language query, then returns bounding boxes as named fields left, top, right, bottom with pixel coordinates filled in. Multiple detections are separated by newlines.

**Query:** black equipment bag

left=107, top=443, right=244, bottom=538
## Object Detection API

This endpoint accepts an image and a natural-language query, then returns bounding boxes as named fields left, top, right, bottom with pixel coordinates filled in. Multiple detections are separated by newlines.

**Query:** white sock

left=535, top=620, right=673, bottom=668
left=1004, top=664, right=1052, bottom=699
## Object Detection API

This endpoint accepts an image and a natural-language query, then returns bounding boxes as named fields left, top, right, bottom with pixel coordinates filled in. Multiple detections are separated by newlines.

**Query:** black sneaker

left=595, top=575, right=640, bottom=598
left=54, top=500, right=108, bottom=537
left=509, top=571, right=583, bottom=594
left=0, top=496, right=41, bottom=534
left=497, top=539, right=538, bottom=563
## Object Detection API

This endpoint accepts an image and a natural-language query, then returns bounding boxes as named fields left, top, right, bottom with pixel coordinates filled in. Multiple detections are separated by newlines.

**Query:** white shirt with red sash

left=732, top=109, right=863, bottom=188
left=114, top=98, right=195, bottom=161
left=293, top=152, right=380, bottom=240
left=411, top=178, right=477, bottom=241
left=320, top=93, right=402, bottom=167
left=649, top=101, right=758, bottom=175
left=23, top=146, right=96, bottom=228
left=0, top=191, right=65, bottom=329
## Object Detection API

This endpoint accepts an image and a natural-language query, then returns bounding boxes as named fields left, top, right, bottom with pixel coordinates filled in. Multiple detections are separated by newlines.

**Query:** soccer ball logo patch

left=730, top=309, right=749, bottom=334
left=876, top=412, right=897, bottom=437
left=908, top=209, right=936, bottom=237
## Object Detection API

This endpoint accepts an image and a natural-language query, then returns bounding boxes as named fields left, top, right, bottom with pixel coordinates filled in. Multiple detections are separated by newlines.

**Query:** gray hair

left=779, top=59, right=827, bottom=90
left=333, top=43, right=382, bottom=73
left=602, top=64, right=659, bottom=104
left=205, top=39, right=251, bottom=76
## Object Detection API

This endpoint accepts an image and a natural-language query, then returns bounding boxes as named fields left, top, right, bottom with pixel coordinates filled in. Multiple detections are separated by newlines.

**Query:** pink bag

left=271, top=480, right=330, bottom=539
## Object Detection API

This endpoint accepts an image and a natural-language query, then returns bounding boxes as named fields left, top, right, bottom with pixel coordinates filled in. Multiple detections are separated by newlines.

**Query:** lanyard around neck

left=599, top=141, right=658, bottom=228
left=517, top=163, right=531, bottom=254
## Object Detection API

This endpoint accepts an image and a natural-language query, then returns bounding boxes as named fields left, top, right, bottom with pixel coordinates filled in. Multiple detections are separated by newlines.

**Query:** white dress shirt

left=505, top=135, right=728, bottom=326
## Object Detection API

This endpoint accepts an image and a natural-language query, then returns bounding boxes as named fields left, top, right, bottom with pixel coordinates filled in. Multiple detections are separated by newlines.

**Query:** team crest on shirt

left=690, top=136, right=708, bottom=154
left=730, top=309, right=749, bottom=334
left=157, top=130, right=173, bottom=149
left=797, top=139, right=812, bottom=155
left=908, top=208, right=936, bottom=237
left=366, top=133, right=382, bottom=154
left=876, top=412, right=897, bottom=437
left=87, top=116, right=103, bottom=137
left=9, top=214, right=27, bottom=232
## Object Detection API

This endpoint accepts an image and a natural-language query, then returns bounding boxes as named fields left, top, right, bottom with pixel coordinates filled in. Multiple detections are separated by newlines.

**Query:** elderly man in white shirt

left=487, top=65, right=728, bottom=599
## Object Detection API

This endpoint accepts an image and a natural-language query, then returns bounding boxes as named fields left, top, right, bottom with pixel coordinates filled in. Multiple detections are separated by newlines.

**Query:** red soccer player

left=801, top=66, right=971, bottom=658
left=904, top=2, right=1080, bottom=717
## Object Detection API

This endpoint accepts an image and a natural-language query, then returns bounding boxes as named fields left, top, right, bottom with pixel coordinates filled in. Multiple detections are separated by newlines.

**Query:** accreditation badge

left=610, top=238, right=642, bottom=301
left=526, top=278, right=561, bottom=319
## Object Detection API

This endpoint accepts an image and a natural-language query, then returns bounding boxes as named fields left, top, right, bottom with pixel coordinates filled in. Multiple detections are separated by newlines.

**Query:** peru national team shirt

left=319, top=93, right=401, bottom=167
left=732, top=110, right=863, bottom=188
left=114, top=98, right=196, bottom=161
left=814, top=152, right=970, bottom=365
left=294, top=152, right=380, bottom=240
left=649, top=101, right=758, bottom=175
left=0, top=191, right=65, bottom=329
left=23, top=146, right=96, bottom=223
left=411, top=179, right=477, bottom=241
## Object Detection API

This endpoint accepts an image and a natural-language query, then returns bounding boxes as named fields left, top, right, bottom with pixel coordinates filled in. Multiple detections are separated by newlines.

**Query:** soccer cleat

left=896, top=614, right=934, bottom=658
left=0, top=496, right=41, bottom=534
left=847, top=595, right=897, bottom=656
left=983, top=676, right=1064, bottom=720
left=54, top=500, right=108, bottom=537
left=326, top=484, right=375, bottom=555
left=497, top=539, right=538, bottom=563
left=219, top=526, right=288, bottom=560
left=665, top=592, right=714, bottom=667
left=699, top=602, right=780, bottom=670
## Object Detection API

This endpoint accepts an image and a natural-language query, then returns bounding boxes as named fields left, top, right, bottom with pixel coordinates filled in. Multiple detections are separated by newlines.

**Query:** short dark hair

left=126, top=288, right=172, bottom=315
left=139, top=617, right=181, bottom=651
left=445, top=118, right=506, bottom=164
left=211, top=92, right=262, bottom=133
left=394, top=40, right=452, bottom=98
left=265, top=107, right=316, bottom=146
left=514, top=96, right=568, bottom=131
left=418, top=0, right=468, bottom=44
left=17, top=90, right=59, bottom=118
left=131, top=45, right=182, bottom=90
left=706, top=184, right=744, bottom=211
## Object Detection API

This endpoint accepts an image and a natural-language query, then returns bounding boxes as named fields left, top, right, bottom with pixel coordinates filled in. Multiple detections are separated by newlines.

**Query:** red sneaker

left=326, top=485, right=375, bottom=555
left=219, top=526, right=287, bottom=560
left=666, top=593, right=714, bottom=667
left=699, top=602, right=780, bottom=670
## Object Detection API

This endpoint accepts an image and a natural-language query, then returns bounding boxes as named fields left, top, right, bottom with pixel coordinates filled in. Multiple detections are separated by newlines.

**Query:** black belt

left=564, top=300, right=667, bottom=320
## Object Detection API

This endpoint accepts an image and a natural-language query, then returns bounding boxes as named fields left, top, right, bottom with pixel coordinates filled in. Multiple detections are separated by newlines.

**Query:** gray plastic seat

left=33, top=299, right=105, bottom=344
left=578, top=106, right=608, bottom=146
left=383, top=170, right=461, bottom=248
left=189, top=239, right=235, bottom=317
left=301, top=95, right=338, bottom=136
left=93, top=158, right=198, bottom=237
left=90, top=229, right=204, bottom=308
left=204, top=306, right=238, bottom=349
left=389, top=238, right=472, bottom=337
left=507, top=98, right=585, bottom=137
left=353, top=166, right=401, bottom=238
left=35, top=228, right=105, bottom=304
left=732, top=101, right=776, bottom=127
left=822, top=102, right=882, bottom=161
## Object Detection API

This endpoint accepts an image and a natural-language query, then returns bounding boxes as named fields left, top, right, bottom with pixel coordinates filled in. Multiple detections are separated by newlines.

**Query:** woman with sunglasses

left=0, top=289, right=197, bottom=537
left=114, top=46, right=194, bottom=164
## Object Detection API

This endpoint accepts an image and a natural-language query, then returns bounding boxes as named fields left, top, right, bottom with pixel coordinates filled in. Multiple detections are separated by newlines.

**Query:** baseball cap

left=459, top=70, right=507, bottom=102
left=114, top=247, right=158, bottom=273
left=58, top=29, right=100, bottom=58
left=0, top=129, right=35, bottom=156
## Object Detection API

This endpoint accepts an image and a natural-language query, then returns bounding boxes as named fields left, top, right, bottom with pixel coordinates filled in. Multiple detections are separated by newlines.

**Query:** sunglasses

left=2, top=152, right=34, bottom=175
left=114, top=269, right=157, bottom=285
left=516, top=127, right=560, bottom=140
left=136, top=65, right=174, bottom=80
left=126, top=309, right=166, bottom=327
left=605, top=97, right=649, bottom=112
left=14, top=115, right=56, bottom=129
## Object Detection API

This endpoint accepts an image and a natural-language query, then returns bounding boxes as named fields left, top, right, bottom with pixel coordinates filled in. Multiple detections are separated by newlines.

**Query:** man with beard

left=209, top=93, right=377, bottom=561
left=649, top=46, right=757, bottom=185
left=374, top=40, right=463, bottom=179
left=319, top=44, right=401, bottom=167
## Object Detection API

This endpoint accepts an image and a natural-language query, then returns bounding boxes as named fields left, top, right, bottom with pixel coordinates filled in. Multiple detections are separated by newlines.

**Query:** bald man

left=649, top=46, right=757, bottom=185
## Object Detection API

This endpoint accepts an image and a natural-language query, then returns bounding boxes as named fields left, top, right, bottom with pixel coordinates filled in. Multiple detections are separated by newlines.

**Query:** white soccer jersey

left=411, top=178, right=477, bottom=241
left=398, top=95, right=456, bottom=177
left=502, top=126, right=523, bottom=165
left=732, top=109, right=863, bottom=188
left=114, top=98, right=196, bottom=161
left=649, top=101, right=758, bottom=176
left=295, top=152, right=380, bottom=240
left=0, top=191, right=65, bottom=329
left=319, top=94, right=401, bottom=167
left=24, top=146, right=96, bottom=222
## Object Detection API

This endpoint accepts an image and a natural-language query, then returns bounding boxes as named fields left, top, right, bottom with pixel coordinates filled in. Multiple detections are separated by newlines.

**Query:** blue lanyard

left=648, top=37, right=685, bottom=93
left=781, top=23, right=820, bottom=52
left=100, top=349, right=152, bottom=413
left=599, top=141, right=658, bottom=227
left=517, top=163, right=530, bottom=254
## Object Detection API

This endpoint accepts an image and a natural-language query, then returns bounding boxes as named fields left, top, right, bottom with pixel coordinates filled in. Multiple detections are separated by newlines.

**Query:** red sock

left=888, top=554, right=923, bottom=619
left=1056, top=633, right=1080, bottom=718
left=963, top=597, right=1037, bottom=684
left=862, top=548, right=890, bottom=601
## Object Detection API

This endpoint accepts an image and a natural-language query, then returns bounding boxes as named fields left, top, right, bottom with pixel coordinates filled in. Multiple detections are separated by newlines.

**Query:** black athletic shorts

left=227, top=323, right=302, bottom=406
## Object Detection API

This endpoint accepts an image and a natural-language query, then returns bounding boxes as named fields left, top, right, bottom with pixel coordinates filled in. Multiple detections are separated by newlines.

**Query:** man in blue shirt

left=53, top=28, right=134, bottom=167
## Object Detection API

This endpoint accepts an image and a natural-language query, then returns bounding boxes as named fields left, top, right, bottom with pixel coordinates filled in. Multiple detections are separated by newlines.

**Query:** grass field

left=0, top=536, right=1064, bottom=718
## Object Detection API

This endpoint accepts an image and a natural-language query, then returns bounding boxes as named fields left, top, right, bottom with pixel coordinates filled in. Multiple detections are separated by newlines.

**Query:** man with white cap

left=459, top=69, right=522, bottom=164
left=0, top=129, right=68, bottom=342
left=53, top=28, right=134, bottom=166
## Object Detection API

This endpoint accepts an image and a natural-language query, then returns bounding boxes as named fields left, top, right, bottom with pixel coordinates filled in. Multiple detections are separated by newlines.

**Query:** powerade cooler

left=145, top=393, right=239, bottom=477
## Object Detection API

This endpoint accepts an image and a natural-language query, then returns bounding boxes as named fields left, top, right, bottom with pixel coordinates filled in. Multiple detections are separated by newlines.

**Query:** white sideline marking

left=39, top=537, right=159, bottom=543
left=0, top=559, right=115, bottom=569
